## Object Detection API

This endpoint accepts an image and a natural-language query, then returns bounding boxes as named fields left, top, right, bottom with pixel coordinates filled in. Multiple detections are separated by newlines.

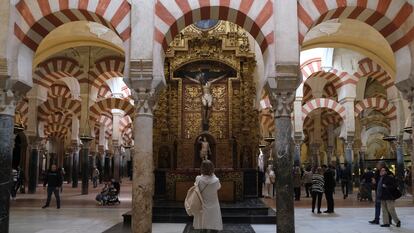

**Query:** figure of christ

left=198, top=136, right=211, bottom=160
left=185, top=71, right=227, bottom=130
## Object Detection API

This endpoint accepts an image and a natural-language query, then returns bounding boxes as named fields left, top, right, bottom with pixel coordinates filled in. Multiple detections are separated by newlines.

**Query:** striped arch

left=302, top=98, right=346, bottom=120
left=16, top=99, right=28, bottom=126
left=354, top=58, right=394, bottom=89
left=38, top=97, right=81, bottom=121
left=48, top=84, right=72, bottom=99
left=14, top=0, right=131, bottom=51
left=297, top=0, right=414, bottom=51
left=323, top=82, right=337, bottom=99
left=45, top=124, right=69, bottom=139
left=89, top=97, right=134, bottom=122
left=300, top=58, right=357, bottom=89
left=47, top=113, right=72, bottom=128
left=34, top=57, right=82, bottom=89
left=154, top=0, right=274, bottom=53
left=355, top=97, right=397, bottom=120
left=97, top=84, right=112, bottom=99
left=88, top=56, right=125, bottom=88
left=303, top=83, right=313, bottom=103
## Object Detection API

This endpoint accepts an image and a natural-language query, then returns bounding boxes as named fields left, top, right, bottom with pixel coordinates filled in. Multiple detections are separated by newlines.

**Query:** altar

left=152, top=21, right=260, bottom=201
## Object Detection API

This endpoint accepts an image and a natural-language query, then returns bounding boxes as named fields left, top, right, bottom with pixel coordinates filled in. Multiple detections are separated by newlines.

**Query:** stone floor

left=9, top=180, right=414, bottom=233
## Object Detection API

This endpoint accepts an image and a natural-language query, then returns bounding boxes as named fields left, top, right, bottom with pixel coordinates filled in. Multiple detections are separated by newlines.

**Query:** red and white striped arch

left=38, top=97, right=81, bottom=121
left=97, top=84, right=113, bottom=99
left=16, top=99, right=28, bottom=127
left=88, top=56, right=125, bottom=87
left=45, top=124, right=69, bottom=139
left=323, top=82, right=337, bottom=99
left=14, top=0, right=131, bottom=51
left=354, top=97, right=397, bottom=120
left=300, top=58, right=357, bottom=89
left=89, top=97, right=134, bottom=122
left=297, top=0, right=414, bottom=51
left=34, top=57, right=82, bottom=88
left=48, top=84, right=72, bottom=99
left=302, top=83, right=313, bottom=103
left=47, top=113, right=72, bottom=128
left=154, top=0, right=274, bottom=53
left=354, top=57, right=394, bottom=89
left=302, top=98, right=346, bottom=120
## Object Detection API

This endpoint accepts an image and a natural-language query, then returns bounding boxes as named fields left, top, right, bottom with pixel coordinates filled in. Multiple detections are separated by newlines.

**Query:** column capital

left=132, top=87, right=158, bottom=115
left=0, top=89, right=22, bottom=116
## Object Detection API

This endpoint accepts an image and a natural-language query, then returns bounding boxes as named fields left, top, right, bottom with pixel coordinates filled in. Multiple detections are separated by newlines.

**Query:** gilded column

left=132, top=87, right=157, bottom=233
left=0, top=90, right=18, bottom=232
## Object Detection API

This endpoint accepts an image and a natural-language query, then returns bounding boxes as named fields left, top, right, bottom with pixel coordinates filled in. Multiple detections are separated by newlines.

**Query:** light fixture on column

left=80, top=46, right=94, bottom=143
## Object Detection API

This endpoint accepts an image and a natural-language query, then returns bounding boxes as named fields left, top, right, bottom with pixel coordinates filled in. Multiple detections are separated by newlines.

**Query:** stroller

left=96, top=183, right=121, bottom=205
left=357, top=181, right=373, bottom=202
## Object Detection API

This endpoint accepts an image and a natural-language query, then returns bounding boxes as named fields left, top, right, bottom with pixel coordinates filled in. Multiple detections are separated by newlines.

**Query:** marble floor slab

left=10, top=207, right=414, bottom=233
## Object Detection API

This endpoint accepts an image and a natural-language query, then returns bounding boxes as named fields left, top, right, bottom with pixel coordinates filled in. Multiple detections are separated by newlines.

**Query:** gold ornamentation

left=212, top=85, right=226, bottom=111
left=183, top=113, right=202, bottom=139
left=183, top=85, right=202, bottom=111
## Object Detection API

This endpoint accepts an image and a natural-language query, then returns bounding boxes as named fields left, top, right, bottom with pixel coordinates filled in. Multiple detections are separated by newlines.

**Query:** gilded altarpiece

left=153, top=21, right=260, bottom=200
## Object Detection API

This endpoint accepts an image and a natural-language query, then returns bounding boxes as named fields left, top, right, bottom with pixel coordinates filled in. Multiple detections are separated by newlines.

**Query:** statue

left=185, top=70, right=227, bottom=130
left=198, top=136, right=211, bottom=160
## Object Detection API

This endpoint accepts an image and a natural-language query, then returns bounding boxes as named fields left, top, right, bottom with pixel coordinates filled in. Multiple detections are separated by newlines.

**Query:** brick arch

left=34, top=57, right=82, bottom=89
left=47, top=113, right=72, bottom=128
left=355, top=97, right=397, bottom=120
left=298, top=0, right=414, bottom=51
left=88, top=56, right=125, bottom=88
left=154, top=0, right=274, bottom=53
left=14, top=0, right=131, bottom=51
left=46, top=124, right=70, bottom=139
left=354, top=58, right=394, bottom=89
left=302, top=98, right=346, bottom=120
left=38, top=97, right=81, bottom=121
left=89, top=97, right=134, bottom=122
left=300, top=58, right=357, bottom=89
left=48, top=84, right=72, bottom=99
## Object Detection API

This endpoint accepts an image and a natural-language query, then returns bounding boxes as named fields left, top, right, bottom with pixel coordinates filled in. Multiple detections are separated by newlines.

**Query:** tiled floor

left=10, top=207, right=414, bottom=233
left=9, top=180, right=414, bottom=233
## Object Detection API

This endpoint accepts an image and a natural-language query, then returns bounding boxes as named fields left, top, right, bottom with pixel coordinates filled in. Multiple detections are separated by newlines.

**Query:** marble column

left=71, top=143, right=80, bottom=188
left=359, top=147, right=366, bottom=175
left=344, top=139, right=354, bottom=194
left=327, top=146, right=334, bottom=165
left=27, top=140, right=40, bottom=194
left=269, top=91, right=295, bottom=233
left=0, top=114, right=14, bottom=233
left=310, top=143, right=320, bottom=167
left=132, top=88, right=157, bottom=233
left=81, top=138, right=92, bottom=195
left=394, top=140, right=405, bottom=193
left=294, top=140, right=302, bottom=166
left=113, top=144, right=121, bottom=182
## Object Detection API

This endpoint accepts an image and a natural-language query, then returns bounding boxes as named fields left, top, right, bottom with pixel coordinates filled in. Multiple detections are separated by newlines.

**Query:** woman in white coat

left=193, top=160, right=223, bottom=233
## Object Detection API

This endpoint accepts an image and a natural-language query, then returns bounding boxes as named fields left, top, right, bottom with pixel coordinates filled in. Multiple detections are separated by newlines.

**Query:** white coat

left=193, top=174, right=223, bottom=231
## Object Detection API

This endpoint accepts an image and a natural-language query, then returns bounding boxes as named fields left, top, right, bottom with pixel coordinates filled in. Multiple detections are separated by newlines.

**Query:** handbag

left=391, top=187, right=402, bottom=200
left=184, top=182, right=209, bottom=216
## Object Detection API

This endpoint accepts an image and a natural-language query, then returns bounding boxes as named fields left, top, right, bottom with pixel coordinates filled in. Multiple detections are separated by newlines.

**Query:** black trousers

left=325, top=190, right=334, bottom=212
left=45, top=186, right=60, bottom=208
left=305, top=183, right=312, bottom=197
left=311, top=191, right=323, bottom=212
left=294, top=187, right=301, bottom=200
left=200, top=230, right=218, bottom=233
left=341, top=181, right=349, bottom=196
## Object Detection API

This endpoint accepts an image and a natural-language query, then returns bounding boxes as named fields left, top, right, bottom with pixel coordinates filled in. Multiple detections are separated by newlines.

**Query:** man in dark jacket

left=42, top=164, right=62, bottom=209
left=323, top=164, right=336, bottom=213
left=378, top=167, right=401, bottom=227
left=369, top=161, right=387, bottom=224
left=340, top=163, right=351, bottom=199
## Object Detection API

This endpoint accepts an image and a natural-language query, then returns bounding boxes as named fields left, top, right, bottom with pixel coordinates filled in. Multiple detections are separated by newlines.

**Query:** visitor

left=59, top=167, right=65, bottom=193
left=17, top=166, right=25, bottom=193
left=293, top=166, right=302, bottom=201
left=323, top=164, right=336, bottom=213
left=378, top=167, right=401, bottom=227
left=311, top=167, right=324, bottom=214
left=11, top=168, right=19, bottom=200
left=111, top=178, right=120, bottom=195
left=42, top=164, right=62, bottom=209
left=369, top=161, right=388, bottom=225
left=264, top=164, right=275, bottom=198
left=361, top=167, right=374, bottom=201
left=340, top=163, right=351, bottom=199
left=92, top=167, right=100, bottom=188
left=303, top=166, right=313, bottom=198
left=193, top=160, right=223, bottom=233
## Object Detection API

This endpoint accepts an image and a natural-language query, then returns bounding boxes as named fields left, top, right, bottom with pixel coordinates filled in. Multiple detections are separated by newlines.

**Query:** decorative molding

left=0, top=58, right=8, bottom=77
left=133, top=88, right=157, bottom=116
left=268, top=91, right=295, bottom=118
left=0, top=90, right=20, bottom=116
